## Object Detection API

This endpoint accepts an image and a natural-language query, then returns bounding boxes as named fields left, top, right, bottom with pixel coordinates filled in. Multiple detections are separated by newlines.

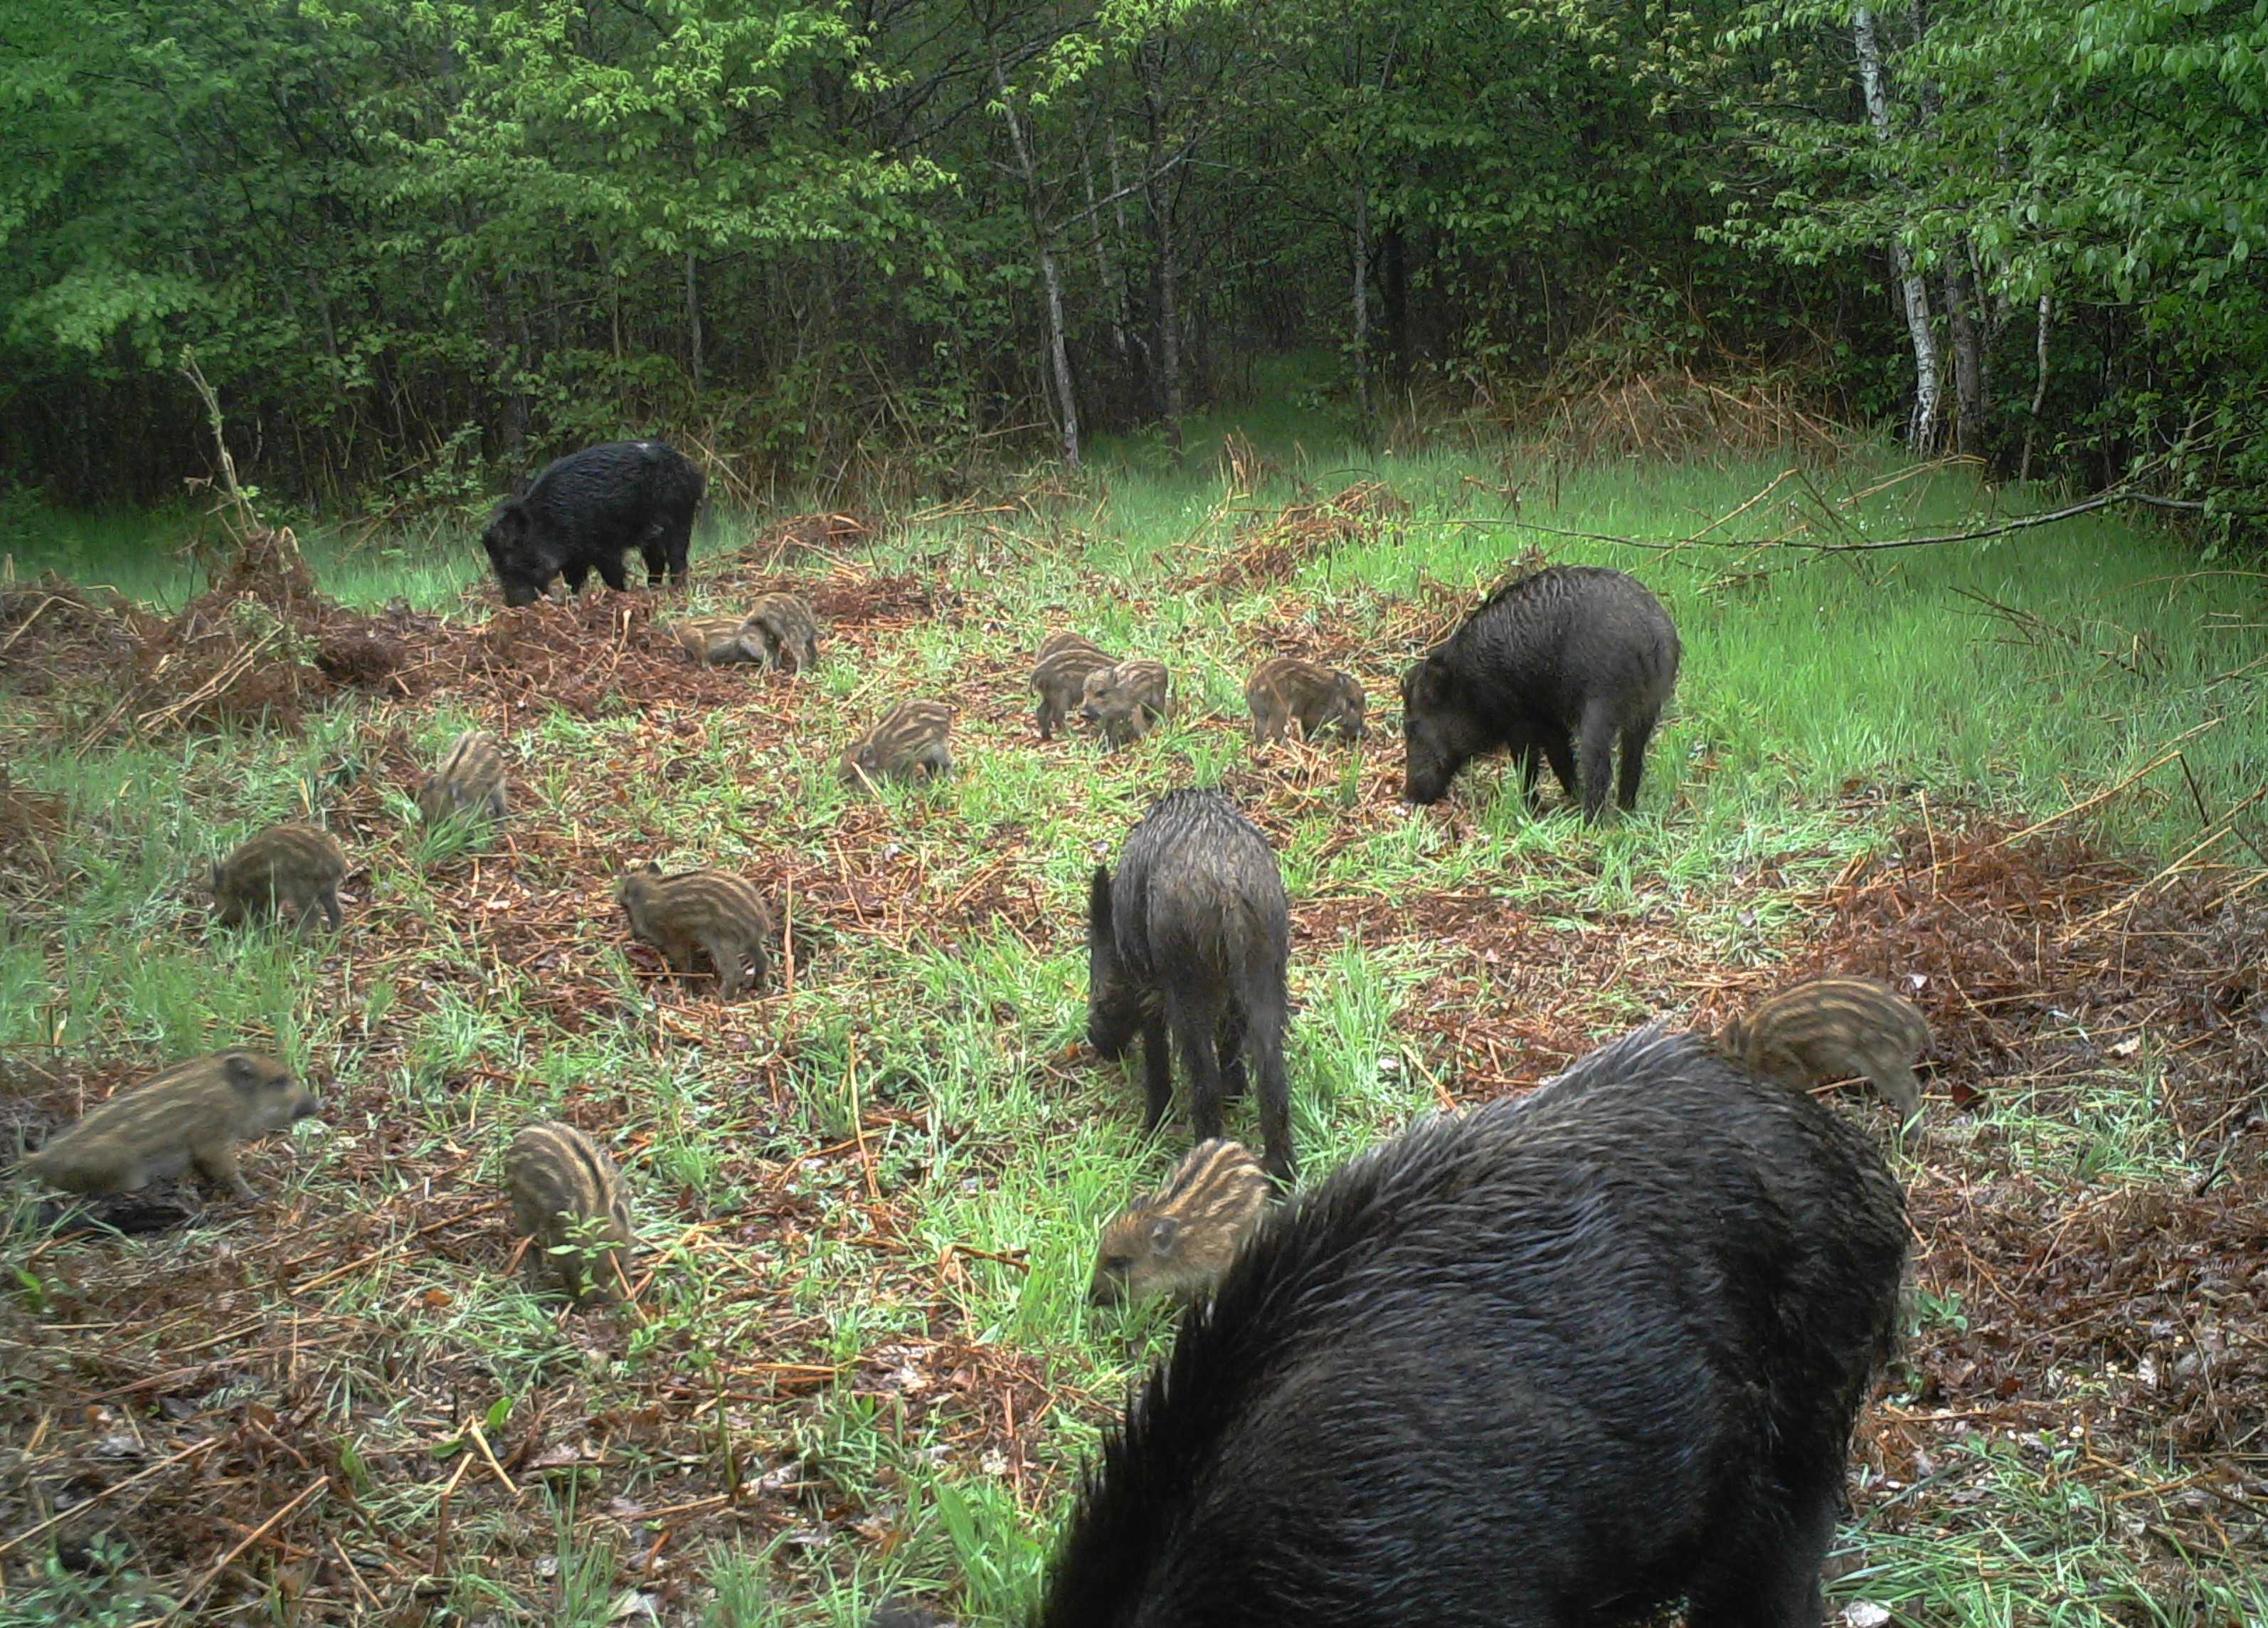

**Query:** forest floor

left=1, top=428, right=2265, bottom=1627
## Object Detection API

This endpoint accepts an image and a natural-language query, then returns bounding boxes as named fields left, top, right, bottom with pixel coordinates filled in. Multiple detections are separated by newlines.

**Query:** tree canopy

left=1, top=0, right=2261, bottom=535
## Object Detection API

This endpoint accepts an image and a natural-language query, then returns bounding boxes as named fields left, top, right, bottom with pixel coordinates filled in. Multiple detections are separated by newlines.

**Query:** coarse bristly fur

left=1087, top=788, right=1294, bottom=1182
left=1033, top=1025, right=1907, bottom=1628
left=1401, top=564, right=1680, bottom=818
left=479, top=440, right=703, bottom=607
left=1091, top=1139, right=1273, bottom=1306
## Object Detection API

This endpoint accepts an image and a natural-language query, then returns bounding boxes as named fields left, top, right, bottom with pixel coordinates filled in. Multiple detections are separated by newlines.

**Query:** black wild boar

left=1088, top=788, right=1294, bottom=1182
left=481, top=440, right=704, bottom=608
left=1034, top=1025, right=1907, bottom=1628
left=1401, top=564, right=1679, bottom=818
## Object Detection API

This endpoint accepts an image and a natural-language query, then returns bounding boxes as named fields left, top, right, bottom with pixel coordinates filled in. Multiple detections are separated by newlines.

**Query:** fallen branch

left=1438, top=484, right=2210, bottom=556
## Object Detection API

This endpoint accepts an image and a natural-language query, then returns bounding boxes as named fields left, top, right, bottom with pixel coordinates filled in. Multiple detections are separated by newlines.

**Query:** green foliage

left=1721, top=0, right=2268, bottom=533
left=0, top=0, right=2264, bottom=529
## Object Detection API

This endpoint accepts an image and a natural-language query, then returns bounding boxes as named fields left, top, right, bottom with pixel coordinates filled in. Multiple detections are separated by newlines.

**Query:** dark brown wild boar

left=1080, top=658, right=1171, bottom=751
left=618, top=865, right=776, bottom=1000
left=505, top=1119, right=635, bottom=1301
left=1091, top=1138, right=1273, bottom=1306
left=672, top=613, right=768, bottom=667
left=1032, top=643, right=1118, bottom=740
left=1723, top=976, right=1931, bottom=1136
left=416, top=728, right=508, bottom=825
left=839, top=699, right=955, bottom=788
left=746, top=593, right=823, bottom=672
left=1244, top=655, right=1366, bottom=745
left=24, top=1052, right=321, bottom=1201
left=211, top=823, right=347, bottom=932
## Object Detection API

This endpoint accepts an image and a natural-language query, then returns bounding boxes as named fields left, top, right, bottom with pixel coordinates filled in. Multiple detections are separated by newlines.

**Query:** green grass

left=1, top=423, right=2262, bottom=1625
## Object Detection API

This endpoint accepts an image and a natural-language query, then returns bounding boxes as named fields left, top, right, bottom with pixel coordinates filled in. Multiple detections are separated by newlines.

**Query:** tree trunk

left=1083, top=148, right=1129, bottom=360
left=992, top=58, right=1079, bottom=468
left=1382, top=223, right=1409, bottom=384
left=1105, top=126, right=1146, bottom=369
left=2020, top=293, right=2051, bottom=483
left=1350, top=169, right=1372, bottom=427
left=1854, top=7, right=1940, bottom=451
left=1943, top=257, right=1985, bottom=455
left=684, top=248, right=705, bottom=391
left=1140, top=48, right=1182, bottom=455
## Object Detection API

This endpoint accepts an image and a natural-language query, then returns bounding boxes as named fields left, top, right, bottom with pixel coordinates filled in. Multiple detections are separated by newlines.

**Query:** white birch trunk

left=993, top=60, right=1080, bottom=468
left=1855, top=7, right=1940, bottom=451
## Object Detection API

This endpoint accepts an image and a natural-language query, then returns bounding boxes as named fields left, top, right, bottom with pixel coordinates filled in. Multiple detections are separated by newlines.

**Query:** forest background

left=1, top=0, right=2264, bottom=535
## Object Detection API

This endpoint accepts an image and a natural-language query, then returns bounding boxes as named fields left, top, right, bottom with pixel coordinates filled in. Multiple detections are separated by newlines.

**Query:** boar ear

left=1147, top=1215, right=1182, bottom=1254
left=1088, top=865, right=1113, bottom=934
left=221, top=1053, right=267, bottom=1093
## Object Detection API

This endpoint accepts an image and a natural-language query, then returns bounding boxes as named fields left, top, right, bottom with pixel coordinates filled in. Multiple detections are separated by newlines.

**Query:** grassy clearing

left=1, top=428, right=2264, bottom=1626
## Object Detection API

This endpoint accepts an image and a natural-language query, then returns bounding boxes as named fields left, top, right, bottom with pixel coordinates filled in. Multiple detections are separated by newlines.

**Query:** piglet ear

left=221, top=1052, right=266, bottom=1092
left=1147, top=1215, right=1182, bottom=1254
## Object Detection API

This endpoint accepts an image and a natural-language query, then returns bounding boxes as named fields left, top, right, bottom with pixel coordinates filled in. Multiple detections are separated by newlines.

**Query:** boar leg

left=1166, top=988, right=1229, bottom=1146
left=1577, top=700, right=1620, bottom=820
left=1617, top=706, right=1660, bottom=812
left=1138, top=1010, right=1175, bottom=1134
left=1538, top=725, right=1581, bottom=805
left=191, top=1141, right=258, bottom=1202
left=1244, top=998, right=1295, bottom=1185
left=1688, top=1487, right=1835, bottom=1628
left=1217, top=1008, right=1251, bottom=1102
left=699, top=933, right=745, bottom=1000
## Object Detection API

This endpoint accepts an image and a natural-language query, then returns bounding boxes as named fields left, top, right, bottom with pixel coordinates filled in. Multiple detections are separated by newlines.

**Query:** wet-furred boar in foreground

left=481, top=440, right=704, bottom=608
left=1088, top=788, right=1294, bottom=1182
left=1401, top=564, right=1679, bottom=818
left=1034, top=1025, right=1907, bottom=1628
